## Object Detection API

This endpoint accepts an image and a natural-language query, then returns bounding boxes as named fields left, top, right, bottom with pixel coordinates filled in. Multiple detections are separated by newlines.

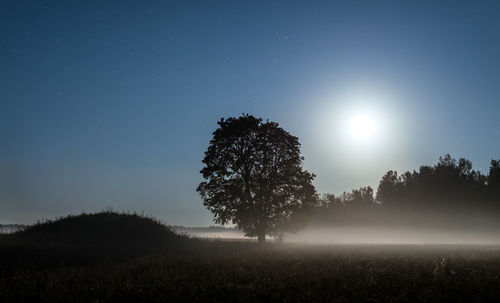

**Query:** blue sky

left=1, top=0, right=499, bottom=225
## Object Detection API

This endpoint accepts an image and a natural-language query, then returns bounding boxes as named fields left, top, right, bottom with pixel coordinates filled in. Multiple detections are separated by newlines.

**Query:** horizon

left=1, top=1, right=500, bottom=226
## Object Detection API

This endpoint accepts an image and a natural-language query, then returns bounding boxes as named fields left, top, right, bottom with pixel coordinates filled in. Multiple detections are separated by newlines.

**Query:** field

left=2, top=242, right=500, bottom=302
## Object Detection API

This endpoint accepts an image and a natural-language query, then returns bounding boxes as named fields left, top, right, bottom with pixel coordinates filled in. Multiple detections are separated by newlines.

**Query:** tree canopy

left=315, top=154, right=500, bottom=217
left=197, top=114, right=316, bottom=242
left=375, top=154, right=497, bottom=210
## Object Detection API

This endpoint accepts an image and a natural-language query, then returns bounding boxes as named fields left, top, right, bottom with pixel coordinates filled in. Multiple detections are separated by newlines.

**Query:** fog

left=182, top=226, right=500, bottom=245
left=182, top=206, right=500, bottom=245
left=181, top=230, right=247, bottom=240
left=283, top=227, right=500, bottom=245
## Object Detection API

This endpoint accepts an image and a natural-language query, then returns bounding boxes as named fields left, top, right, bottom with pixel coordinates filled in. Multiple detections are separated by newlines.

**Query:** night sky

left=1, top=1, right=499, bottom=225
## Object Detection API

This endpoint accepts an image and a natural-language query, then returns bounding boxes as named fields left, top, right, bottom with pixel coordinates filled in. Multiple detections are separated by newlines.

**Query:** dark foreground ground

left=2, top=241, right=500, bottom=302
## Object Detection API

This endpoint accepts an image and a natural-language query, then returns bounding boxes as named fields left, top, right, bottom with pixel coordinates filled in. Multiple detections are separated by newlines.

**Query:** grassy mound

left=0, top=212, right=195, bottom=267
left=16, top=211, right=183, bottom=248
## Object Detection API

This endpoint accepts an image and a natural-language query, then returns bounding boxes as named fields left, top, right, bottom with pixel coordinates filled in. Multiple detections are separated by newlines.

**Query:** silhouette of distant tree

left=375, top=154, right=490, bottom=210
left=319, top=193, right=343, bottom=208
left=488, top=160, right=500, bottom=186
left=376, top=171, right=401, bottom=206
left=342, top=186, right=376, bottom=208
left=488, top=159, right=500, bottom=200
left=318, top=187, right=376, bottom=210
left=197, top=114, right=317, bottom=243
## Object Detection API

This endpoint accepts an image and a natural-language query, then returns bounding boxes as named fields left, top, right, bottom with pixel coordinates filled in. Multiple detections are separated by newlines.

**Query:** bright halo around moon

left=347, top=111, right=379, bottom=143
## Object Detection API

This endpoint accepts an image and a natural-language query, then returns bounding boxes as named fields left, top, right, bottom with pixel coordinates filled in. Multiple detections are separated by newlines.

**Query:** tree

left=197, top=114, right=317, bottom=243
left=488, top=159, right=500, bottom=200
left=319, top=193, right=343, bottom=208
left=374, top=155, right=493, bottom=210
left=349, top=186, right=375, bottom=207
left=488, top=160, right=500, bottom=188
left=376, top=170, right=400, bottom=205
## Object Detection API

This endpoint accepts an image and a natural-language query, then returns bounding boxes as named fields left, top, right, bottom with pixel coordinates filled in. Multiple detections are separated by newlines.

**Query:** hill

left=0, top=212, right=193, bottom=266
left=17, top=211, right=182, bottom=247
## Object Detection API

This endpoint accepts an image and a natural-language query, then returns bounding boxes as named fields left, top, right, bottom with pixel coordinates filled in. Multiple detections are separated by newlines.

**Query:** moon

left=348, top=112, right=378, bottom=142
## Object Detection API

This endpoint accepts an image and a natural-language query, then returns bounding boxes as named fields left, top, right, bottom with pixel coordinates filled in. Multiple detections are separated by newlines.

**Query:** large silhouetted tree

left=197, top=114, right=316, bottom=243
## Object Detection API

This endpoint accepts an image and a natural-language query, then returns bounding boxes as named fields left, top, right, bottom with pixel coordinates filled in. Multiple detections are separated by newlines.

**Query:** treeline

left=317, top=154, right=500, bottom=212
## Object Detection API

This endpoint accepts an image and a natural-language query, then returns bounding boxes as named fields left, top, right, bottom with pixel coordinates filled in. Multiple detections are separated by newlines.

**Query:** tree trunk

left=257, top=231, right=266, bottom=243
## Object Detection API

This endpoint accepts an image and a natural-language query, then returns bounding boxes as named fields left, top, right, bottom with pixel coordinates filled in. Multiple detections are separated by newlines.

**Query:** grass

left=1, top=213, right=500, bottom=302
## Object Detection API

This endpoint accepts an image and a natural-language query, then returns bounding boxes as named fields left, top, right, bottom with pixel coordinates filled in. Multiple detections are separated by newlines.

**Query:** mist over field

left=188, top=225, right=500, bottom=245
left=184, top=186, right=500, bottom=244
left=285, top=227, right=500, bottom=245
left=186, top=227, right=500, bottom=244
left=180, top=205, right=500, bottom=245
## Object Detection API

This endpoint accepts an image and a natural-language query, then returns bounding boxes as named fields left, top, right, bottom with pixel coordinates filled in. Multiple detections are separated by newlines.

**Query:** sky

left=1, top=0, right=499, bottom=225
